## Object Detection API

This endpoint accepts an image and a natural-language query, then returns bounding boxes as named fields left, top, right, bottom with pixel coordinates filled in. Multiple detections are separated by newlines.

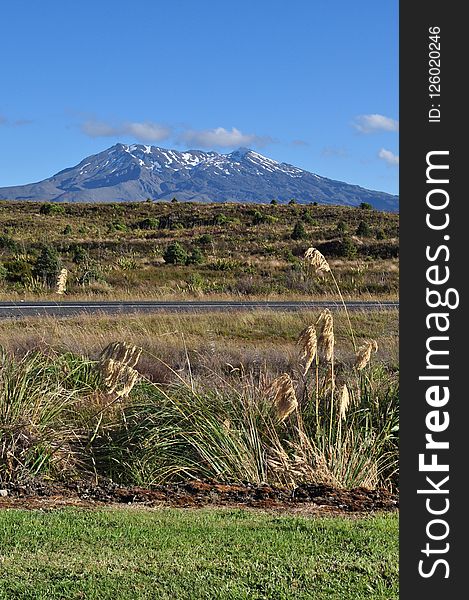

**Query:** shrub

left=359, top=202, right=373, bottom=210
left=62, top=224, right=72, bottom=235
left=4, top=259, right=33, bottom=283
left=136, top=217, right=159, bottom=230
left=252, top=211, right=278, bottom=225
left=341, top=236, right=358, bottom=259
left=108, top=221, right=127, bottom=232
left=0, top=234, right=18, bottom=251
left=78, top=268, right=106, bottom=285
left=291, top=221, right=307, bottom=240
left=356, top=220, right=371, bottom=237
left=186, top=247, right=204, bottom=265
left=214, top=213, right=228, bottom=225
left=163, top=242, right=188, bottom=265
left=33, top=246, right=61, bottom=286
left=336, top=220, right=348, bottom=234
left=71, top=244, right=89, bottom=265
left=39, top=203, right=65, bottom=215
left=198, top=233, right=213, bottom=246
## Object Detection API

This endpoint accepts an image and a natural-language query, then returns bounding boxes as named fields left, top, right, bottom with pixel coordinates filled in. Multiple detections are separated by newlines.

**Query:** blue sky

left=0, top=0, right=398, bottom=194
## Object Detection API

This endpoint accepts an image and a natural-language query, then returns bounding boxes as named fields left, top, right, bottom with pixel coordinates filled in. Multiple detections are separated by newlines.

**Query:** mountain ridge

left=0, top=143, right=399, bottom=211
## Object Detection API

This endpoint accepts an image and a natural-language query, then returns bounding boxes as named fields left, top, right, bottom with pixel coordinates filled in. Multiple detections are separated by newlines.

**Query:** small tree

left=270, top=199, right=278, bottom=205
left=163, top=242, right=188, bottom=265
left=33, top=246, right=61, bottom=286
left=359, top=202, right=373, bottom=210
left=341, top=237, right=358, bottom=259
left=291, top=221, right=307, bottom=240
left=356, top=220, right=371, bottom=237
left=288, top=198, right=297, bottom=205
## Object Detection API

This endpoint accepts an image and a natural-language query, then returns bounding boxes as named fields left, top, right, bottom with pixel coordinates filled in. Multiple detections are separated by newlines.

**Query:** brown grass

left=268, top=373, right=299, bottom=422
left=355, top=339, right=379, bottom=370
left=0, top=310, right=398, bottom=391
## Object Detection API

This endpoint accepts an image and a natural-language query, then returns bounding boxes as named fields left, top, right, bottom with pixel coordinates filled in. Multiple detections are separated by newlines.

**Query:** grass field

left=0, top=309, right=399, bottom=373
left=0, top=508, right=398, bottom=600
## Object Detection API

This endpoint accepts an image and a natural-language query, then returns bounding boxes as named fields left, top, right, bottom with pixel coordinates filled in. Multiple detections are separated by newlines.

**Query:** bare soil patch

left=0, top=479, right=398, bottom=515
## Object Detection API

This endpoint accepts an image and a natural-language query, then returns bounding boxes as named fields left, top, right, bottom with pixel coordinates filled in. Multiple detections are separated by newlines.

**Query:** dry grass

left=268, top=373, right=298, bottom=422
left=355, top=339, right=379, bottom=370
left=304, top=247, right=331, bottom=274
left=316, top=310, right=335, bottom=362
left=297, top=325, right=317, bottom=376
left=98, top=341, right=142, bottom=398
left=0, top=310, right=398, bottom=382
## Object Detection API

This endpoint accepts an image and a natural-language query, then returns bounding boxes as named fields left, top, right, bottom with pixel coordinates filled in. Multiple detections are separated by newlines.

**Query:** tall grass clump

left=91, top=323, right=397, bottom=491
left=0, top=349, right=97, bottom=482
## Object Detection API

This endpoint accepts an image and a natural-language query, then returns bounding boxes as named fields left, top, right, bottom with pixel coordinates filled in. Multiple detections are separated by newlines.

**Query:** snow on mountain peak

left=0, top=141, right=398, bottom=209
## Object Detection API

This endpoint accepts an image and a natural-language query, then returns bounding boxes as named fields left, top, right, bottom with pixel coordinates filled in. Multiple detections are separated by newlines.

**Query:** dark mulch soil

left=0, top=479, right=398, bottom=513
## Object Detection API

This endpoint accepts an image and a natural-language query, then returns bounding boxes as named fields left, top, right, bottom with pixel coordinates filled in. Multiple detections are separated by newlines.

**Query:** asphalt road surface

left=0, top=300, right=399, bottom=319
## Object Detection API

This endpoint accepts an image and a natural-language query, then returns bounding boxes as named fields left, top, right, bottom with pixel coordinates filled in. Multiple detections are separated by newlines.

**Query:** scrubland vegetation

left=0, top=200, right=398, bottom=299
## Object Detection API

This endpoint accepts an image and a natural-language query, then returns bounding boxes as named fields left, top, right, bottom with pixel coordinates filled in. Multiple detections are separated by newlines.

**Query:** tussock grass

left=0, top=350, right=97, bottom=481
left=0, top=343, right=398, bottom=490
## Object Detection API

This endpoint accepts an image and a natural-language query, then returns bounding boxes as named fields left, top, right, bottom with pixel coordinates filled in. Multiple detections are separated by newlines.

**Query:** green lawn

left=0, top=508, right=398, bottom=600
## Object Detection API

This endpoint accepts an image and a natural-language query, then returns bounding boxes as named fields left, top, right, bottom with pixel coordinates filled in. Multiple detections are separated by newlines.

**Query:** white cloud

left=178, top=127, right=273, bottom=149
left=378, top=148, right=399, bottom=166
left=353, top=114, right=399, bottom=134
left=123, top=122, right=172, bottom=142
left=81, top=120, right=171, bottom=142
left=81, top=120, right=275, bottom=149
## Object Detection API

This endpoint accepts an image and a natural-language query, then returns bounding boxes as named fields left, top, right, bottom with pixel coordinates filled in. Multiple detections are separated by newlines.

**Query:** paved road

left=0, top=300, right=399, bottom=319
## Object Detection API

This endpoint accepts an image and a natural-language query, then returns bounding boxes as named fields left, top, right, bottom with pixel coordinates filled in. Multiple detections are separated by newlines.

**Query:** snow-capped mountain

left=0, top=143, right=398, bottom=210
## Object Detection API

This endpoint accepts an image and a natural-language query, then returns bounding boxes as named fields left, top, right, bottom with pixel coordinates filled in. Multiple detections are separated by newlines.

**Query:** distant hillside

left=0, top=144, right=399, bottom=211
